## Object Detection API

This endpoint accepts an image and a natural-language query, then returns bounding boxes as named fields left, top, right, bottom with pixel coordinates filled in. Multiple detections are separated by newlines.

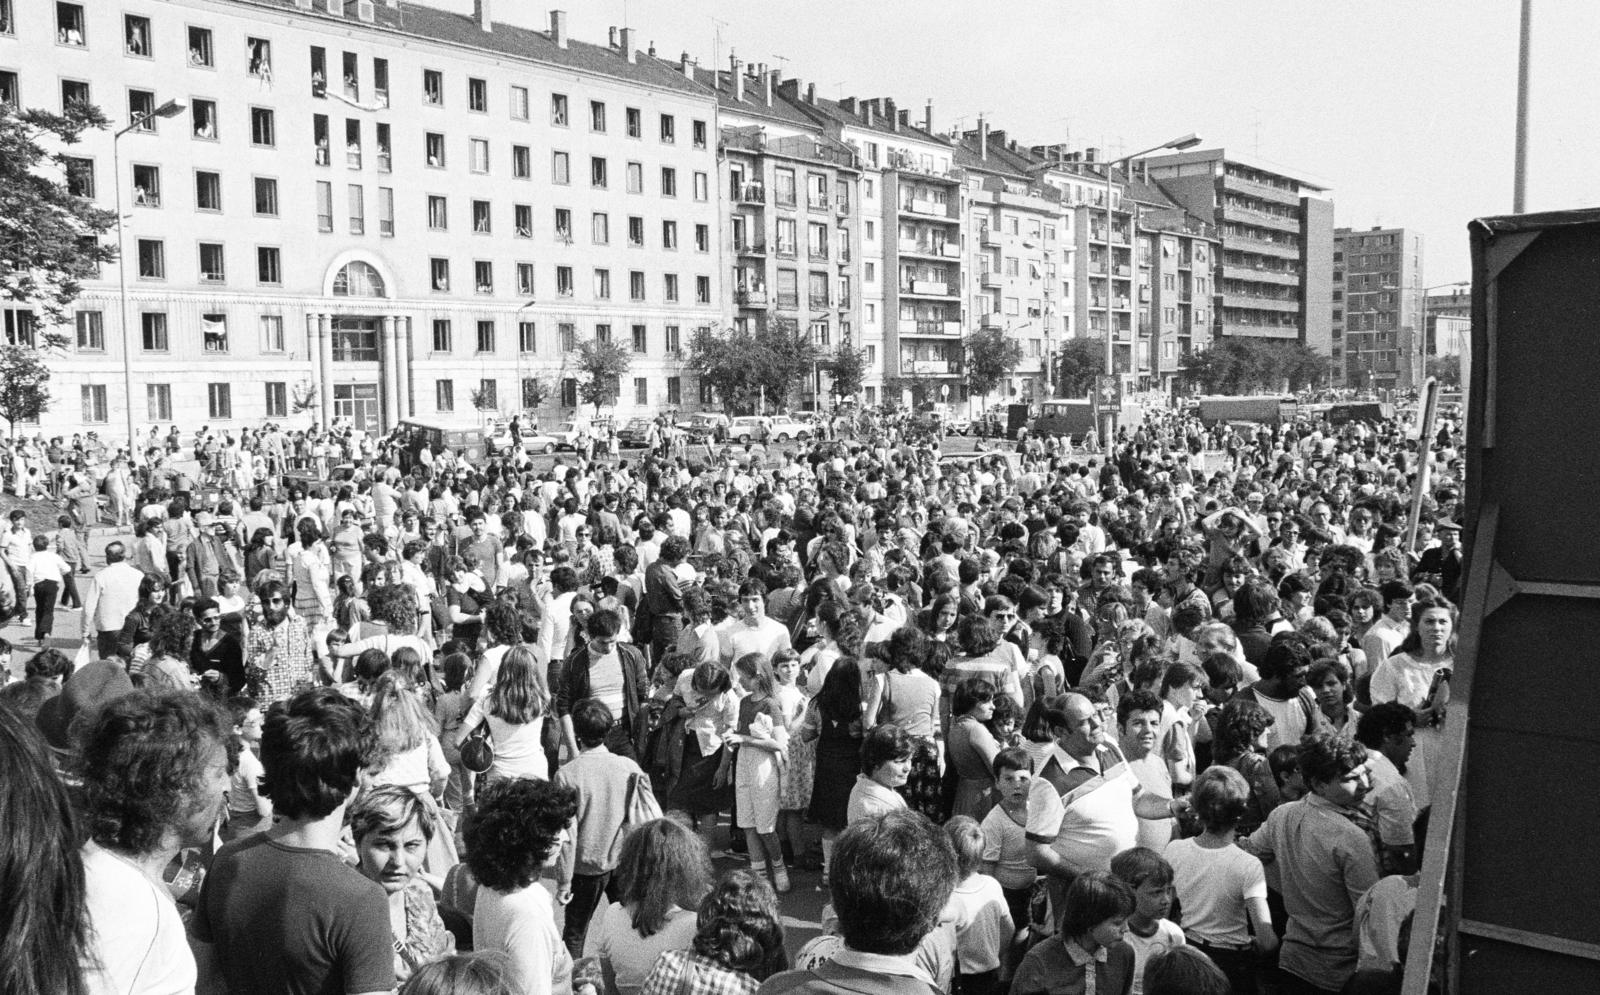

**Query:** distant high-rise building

left=1334, top=226, right=1425, bottom=391
left=1142, top=149, right=1335, bottom=363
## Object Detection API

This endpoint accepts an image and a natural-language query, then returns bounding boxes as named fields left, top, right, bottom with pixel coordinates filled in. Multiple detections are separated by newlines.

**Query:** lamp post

left=1101, top=134, right=1202, bottom=442
left=113, top=98, right=185, bottom=455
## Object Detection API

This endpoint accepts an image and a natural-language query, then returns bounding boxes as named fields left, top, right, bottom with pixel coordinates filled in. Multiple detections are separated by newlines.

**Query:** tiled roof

left=686, top=66, right=821, bottom=128
left=801, top=94, right=953, bottom=148
left=233, top=0, right=712, bottom=98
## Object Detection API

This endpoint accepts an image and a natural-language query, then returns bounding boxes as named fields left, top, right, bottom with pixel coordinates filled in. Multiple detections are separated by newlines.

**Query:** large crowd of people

left=0, top=397, right=1464, bottom=995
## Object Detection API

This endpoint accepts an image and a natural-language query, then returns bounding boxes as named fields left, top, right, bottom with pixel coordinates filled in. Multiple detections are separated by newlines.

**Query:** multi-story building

left=1, top=0, right=723, bottom=437
left=692, top=56, right=862, bottom=409
left=1334, top=226, right=1424, bottom=391
left=1134, top=193, right=1219, bottom=390
left=1142, top=149, right=1334, bottom=360
left=1423, top=283, right=1469, bottom=361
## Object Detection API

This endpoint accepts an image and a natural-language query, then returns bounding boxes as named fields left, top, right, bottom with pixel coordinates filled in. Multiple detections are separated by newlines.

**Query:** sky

left=444, top=0, right=1600, bottom=284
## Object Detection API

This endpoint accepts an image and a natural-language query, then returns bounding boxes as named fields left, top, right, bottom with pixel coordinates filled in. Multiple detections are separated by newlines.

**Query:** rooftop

left=1139, top=147, right=1332, bottom=193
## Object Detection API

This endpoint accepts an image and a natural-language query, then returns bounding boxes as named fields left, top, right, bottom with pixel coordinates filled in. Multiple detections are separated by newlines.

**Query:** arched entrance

left=312, top=255, right=410, bottom=433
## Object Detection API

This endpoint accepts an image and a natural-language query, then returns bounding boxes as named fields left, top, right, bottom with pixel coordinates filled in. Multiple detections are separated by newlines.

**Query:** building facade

left=1334, top=226, right=1424, bottom=391
left=2, top=0, right=724, bottom=438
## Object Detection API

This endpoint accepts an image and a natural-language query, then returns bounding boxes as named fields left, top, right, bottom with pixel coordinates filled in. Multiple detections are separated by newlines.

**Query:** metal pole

left=1513, top=0, right=1531, bottom=212
left=113, top=130, right=135, bottom=457
left=1103, top=162, right=1115, bottom=444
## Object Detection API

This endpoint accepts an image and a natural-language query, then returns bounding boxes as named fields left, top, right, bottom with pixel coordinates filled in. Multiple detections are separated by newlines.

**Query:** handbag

left=623, top=770, right=663, bottom=828
left=460, top=720, right=494, bottom=774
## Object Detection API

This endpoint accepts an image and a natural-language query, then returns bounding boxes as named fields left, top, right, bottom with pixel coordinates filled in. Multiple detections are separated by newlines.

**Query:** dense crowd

left=0, top=399, right=1464, bottom=995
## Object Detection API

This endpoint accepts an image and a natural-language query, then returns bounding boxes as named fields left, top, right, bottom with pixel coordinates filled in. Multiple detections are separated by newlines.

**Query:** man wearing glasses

left=246, top=579, right=315, bottom=704
left=191, top=596, right=245, bottom=695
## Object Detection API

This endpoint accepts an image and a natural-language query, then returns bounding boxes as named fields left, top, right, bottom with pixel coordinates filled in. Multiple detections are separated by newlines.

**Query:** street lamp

left=1101, top=134, right=1202, bottom=441
left=113, top=98, right=185, bottom=455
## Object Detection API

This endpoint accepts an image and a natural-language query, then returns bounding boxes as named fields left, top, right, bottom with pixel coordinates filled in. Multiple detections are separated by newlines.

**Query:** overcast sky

left=451, top=0, right=1599, bottom=285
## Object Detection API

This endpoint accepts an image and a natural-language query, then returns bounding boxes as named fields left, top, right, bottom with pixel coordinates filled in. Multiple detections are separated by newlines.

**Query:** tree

left=964, top=326, right=1023, bottom=400
left=1426, top=354, right=1461, bottom=386
left=1053, top=336, right=1107, bottom=397
left=0, top=345, right=55, bottom=441
left=687, top=320, right=819, bottom=414
left=822, top=344, right=867, bottom=403
left=0, top=101, right=117, bottom=326
left=519, top=375, right=555, bottom=412
left=573, top=338, right=631, bottom=414
left=1180, top=337, right=1331, bottom=394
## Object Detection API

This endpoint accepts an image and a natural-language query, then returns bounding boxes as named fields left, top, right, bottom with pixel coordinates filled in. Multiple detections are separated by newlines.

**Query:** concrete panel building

left=1334, top=226, right=1425, bottom=390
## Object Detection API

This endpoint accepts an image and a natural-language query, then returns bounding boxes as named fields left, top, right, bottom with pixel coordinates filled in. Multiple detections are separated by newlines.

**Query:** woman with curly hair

left=584, top=818, right=715, bottom=995
left=466, top=778, right=579, bottom=995
left=351, top=785, right=456, bottom=985
left=329, top=582, right=430, bottom=681
left=132, top=604, right=198, bottom=691
left=1211, top=698, right=1282, bottom=835
left=638, top=869, right=788, bottom=995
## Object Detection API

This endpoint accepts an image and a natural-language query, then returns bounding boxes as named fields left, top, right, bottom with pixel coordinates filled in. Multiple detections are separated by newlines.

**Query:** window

left=254, top=177, right=278, bottom=216
left=0, top=309, right=33, bottom=347
left=430, top=257, right=450, bottom=292
left=435, top=380, right=454, bottom=412
left=693, top=120, right=707, bottom=148
left=431, top=319, right=452, bottom=352
left=632, top=324, right=647, bottom=352
left=511, top=85, right=529, bottom=120
left=776, top=269, right=798, bottom=308
left=630, top=271, right=645, bottom=301
left=470, top=138, right=489, bottom=173
left=551, top=93, right=568, bottom=126
left=694, top=171, right=709, bottom=202
left=128, top=89, right=157, bottom=132
left=472, top=200, right=491, bottom=233
left=697, top=276, right=711, bottom=304
left=316, top=181, right=333, bottom=231
left=60, top=79, right=90, bottom=112
left=347, top=185, right=364, bottom=235
left=207, top=383, right=232, bottom=419
left=345, top=119, right=361, bottom=168
left=264, top=382, right=287, bottom=418
left=626, top=107, right=641, bottom=138
left=585, top=211, right=609, bottom=245
left=250, top=106, right=275, bottom=146
left=198, top=242, right=225, bottom=283
left=195, top=170, right=223, bottom=211
left=517, top=262, right=535, bottom=295
left=313, top=114, right=330, bottom=165
left=664, top=274, right=679, bottom=302
left=425, top=132, right=445, bottom=168
left=559, top=323, right=576, bottom=352
left=555, top=208, right=572, bottom=241
left=57, top=3, right=86, bottom=46
left=476, top=320, right=495, bottom=354
left=659, top=114, right=675, bottom=144
left=202, top=313, right=229, bottom=352
left=477, top=380, right=497, bottom=409
left=136, top=239, right=165, bottom=279
left=75, top=310, right=104, bottom=350
left=557, top=266, right=574, bottom=297
left=561, top=378, right=578, bottom=408
left=662, top=221, right=678, bottom=250
left=140, top=311, right=168, bottom=350
left=516, top=321, right=537, bottom=354
left=634, top=377, right=648, bottom=405
left=246, top=37, right=272, bottom=78
left=552, top=151, right=570, bottom=184
left=378, top=187, right=394, bottom=236
left=188, top=26, right=213, bottom=66
left=629, top=216, right=644, bottom=247
left=260, top=314, right=285, bottom=352
left=665, top=324, right=681, bottom=355
left=373, top=58, right=389, bottom=106
left=595, top=323, right=612, bottom=344
left=145, top=384, right=171, bottom=420
left=467, top=77, right=487, bottom=112
left=428, top=195, right=448, bottom=230
left=590, top=157, right=608, bottom=188
left=191, top=99, right=218, bottom=140
left=474, top=260, right=493, bottom=294
left=422, top=69, right=443, bottom=105
left=512, top=145, right=530, bottom=179
left=82, top=385, right=107, bottom=424
left=775, top=168, right=797, bottom=206
left=505, top=204, right=530, bottom=239
left=626, top=161, right=643, bottom=194
left=590, top=100, right=606, bottom=132
left=132, top=164, right=163, bottom=207
left=256, top=246, right=281, bottom=284
left=695, top=224, right=710, bottom=253
left=661, top=167, right=678, bottom=197
left=593, top=268, right=611, bottom=299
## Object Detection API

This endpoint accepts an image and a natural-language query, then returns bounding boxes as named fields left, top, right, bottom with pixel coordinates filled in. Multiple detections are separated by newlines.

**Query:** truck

left=1325, top=400, right=1395, bottom=425
left=1025, top=399, right=1143, bottom=442
left=1195, top=394, right=1298, bottom=426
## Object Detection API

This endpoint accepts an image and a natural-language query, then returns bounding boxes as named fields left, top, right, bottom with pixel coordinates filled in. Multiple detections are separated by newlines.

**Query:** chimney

left=806, top=82, right=816, bottom=104
left=549, top=10, right=568, bottom=48
left=763, top=70, right=773, bottom=106
left=608, top=26, right=618, bottom=48
left=294, top=0, right=313, bottom=10
left=924, top=100, right=933, bottom=133
left=897, top=109, right=908, bottom=128
left=356, top=0, right=374, bottom=22
left=840, top=97, right=857, bottom=115
left=979, top=115, right=988, bottom=160
left=474, top=0, right=491, bottom=31
left=884, top=98, right=898, bottom=131
left=864, top=100, right=875, bottom=127
left=323, top=0, right=343, bottom=15
left=679, top=52, right=694, bottom=79
left=731, top=52, right=743, bottom=102
left=1084, top=147, right=1098, bottom=163
left=620, top=27, right=637, bottom=61
left=648, top=41, right=656, bottom=57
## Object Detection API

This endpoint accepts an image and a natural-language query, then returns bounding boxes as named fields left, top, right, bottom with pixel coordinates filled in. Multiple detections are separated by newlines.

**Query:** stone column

left=317, top=313, right=334, bottom=428
left=397, top=316, right=413, bottom=420
left=304, top=313, right=321, bottom=423
left=380, top=315, right=399, bottom=431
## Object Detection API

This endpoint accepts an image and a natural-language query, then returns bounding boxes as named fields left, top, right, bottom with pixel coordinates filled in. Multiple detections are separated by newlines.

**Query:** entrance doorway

left=333, top=383, right=381, bottom=434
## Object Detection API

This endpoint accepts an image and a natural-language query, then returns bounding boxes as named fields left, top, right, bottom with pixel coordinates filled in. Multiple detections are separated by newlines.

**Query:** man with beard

left=247, top=577, right=317, bottom=703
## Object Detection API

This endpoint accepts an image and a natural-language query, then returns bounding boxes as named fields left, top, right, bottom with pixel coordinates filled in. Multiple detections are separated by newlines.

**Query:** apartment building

left=0, top=0, right=722, bottom=437
left=1142, top=149, right=1334, bottom=359
left=1334, top=226, right=1425, bottom=390
left=691, top=56, right=862, bottom=409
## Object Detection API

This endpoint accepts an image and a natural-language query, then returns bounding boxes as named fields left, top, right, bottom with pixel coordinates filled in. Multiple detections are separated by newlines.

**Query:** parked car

left=616, top=418, right=656, bottom=447
left=765, top=415, right=812, bottom=443
left=550, top=421, right=586, bottom=451
left=677, top=412, right=729, bottom=441
left=727, top=416, right=770, bottom=444
left=518, top=429, right=560, bottom=455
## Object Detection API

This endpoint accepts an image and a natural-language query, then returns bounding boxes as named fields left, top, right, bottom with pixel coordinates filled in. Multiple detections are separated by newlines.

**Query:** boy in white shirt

left=944, top=816, right=1013, bottom=995
left=27, top=533, right=71, bottom=642
left=1110, top=847, right=1186, bottom=995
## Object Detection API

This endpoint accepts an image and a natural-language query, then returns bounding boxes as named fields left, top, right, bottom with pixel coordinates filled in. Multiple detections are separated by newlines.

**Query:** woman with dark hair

left=244, top=526, right=278, bottom=586
left=0, top=701, right=91, bottom=995
left=916, top=592, right=961, bottom=644
left=585, top=818, right=715, bottom=995
left=466, top=778, right=580, bottom=995
left=333, top=573, right=371, bottom=634
left=1308, top=658, right=1359, bottom=738
left=798, top=600, right=862, bottom=697
left=288, top=519, right=334, bottom=632
left=132, top=605, right=198, bottom=691
left=638, top=869, right=788, bottom=995
left=802, top=658, right=866, bottom=879
left=862, top=627, right=942, bottom=819
left=945, top=677, right=1001, bottom=821
left=1211, top=697, right=1282, bottom=835
left=350, top=785, right=456, bottom=984
left=846, top=723, right=913, bottom=823
left=115, top=571, right=169, bottom=662
left=1370, top=597, right=1457, bottom=802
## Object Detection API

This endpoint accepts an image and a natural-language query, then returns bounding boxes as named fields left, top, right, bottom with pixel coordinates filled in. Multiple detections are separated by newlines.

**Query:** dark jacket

left=556, top=642, right=649, bottom=754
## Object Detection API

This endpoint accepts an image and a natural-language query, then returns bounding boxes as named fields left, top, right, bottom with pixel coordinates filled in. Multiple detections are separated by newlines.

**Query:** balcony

left=980, top=271, right=1002, bottom=289
left=941, top=243, right=962, bottom=258
left=775, top=293, right=799, bottom=310
left=1225, top=202, right=1301, bottom=235
left=979, top=227, right=1001, bottom=248
left=808, top=247, right=829, bottom=263
left=809, top=295, right=831, bottom=311
left=835, top=198, right=851, bottom=216
left=736, top=289, right=768, bottom=307
left=1221, top=231, right=1299, bottom=260
left=837, top=249, right=852, bottom=265
left=735, top=240, right=767, bottom=256
left=837, top=296, right=853, bottom=309
left=808, top=198, right=830, bottom=212
left=1221, top=171, right=1302, bottom=208
left=1221, top=291, right=1299, bottom=312
left=979, top=312, right=1002, bottom=329
left=910, top=320, right=963, bottom=336
left=907, top=359, right=960, bottom=375
left=736, top=183, right=766, bottom=204
left=1221, top=262, right=1299, bottom=286
left=904, top=280, right=954, bottom=297
left=1114, top=264, right=1132, bottom=277
left=774, top=242, right=797, bottom=259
